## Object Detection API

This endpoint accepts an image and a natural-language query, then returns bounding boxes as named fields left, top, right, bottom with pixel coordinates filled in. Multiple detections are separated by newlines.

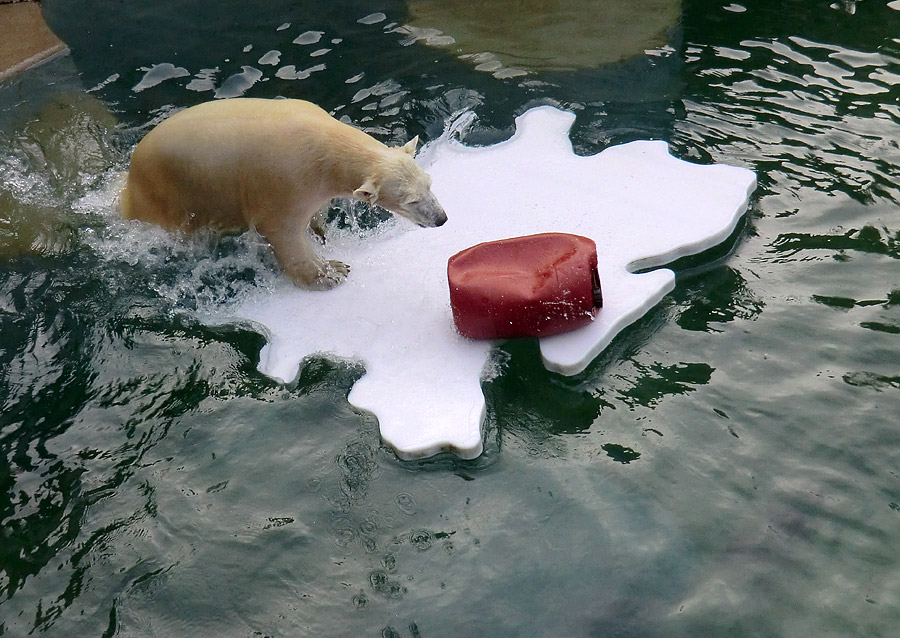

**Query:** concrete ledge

left=0, top=1, right=67, bottom=84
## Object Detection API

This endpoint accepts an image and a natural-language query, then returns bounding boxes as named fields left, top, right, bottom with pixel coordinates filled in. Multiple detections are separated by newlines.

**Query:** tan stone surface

left=405, top=0, right=680, bottom=75
left=0, top=1, right=66, bottom=82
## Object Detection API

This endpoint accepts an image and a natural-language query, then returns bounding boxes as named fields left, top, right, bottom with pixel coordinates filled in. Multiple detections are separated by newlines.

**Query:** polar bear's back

left=136, top=98, right=374, bottom=167
left=121, top=98, right=383, bottom=230
left=157, top=98, right=341, bottom=137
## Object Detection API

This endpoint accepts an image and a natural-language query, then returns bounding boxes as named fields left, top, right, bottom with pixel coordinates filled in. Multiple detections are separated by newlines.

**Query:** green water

left=2, top=0, right=900, bottom=636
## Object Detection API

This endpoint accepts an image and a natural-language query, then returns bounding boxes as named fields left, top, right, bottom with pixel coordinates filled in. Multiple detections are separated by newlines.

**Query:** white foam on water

left=258, top=51, right=282, bottom=66
left=186, top=68, right=219, bottom=93
left=274, top=64, right=326, bottom=81
left=1, top=153, right=49, bottom=202
left=200, top=106, right=756, bottom=461
left=132, top=63, right=190, bottom=93
left=358, top=12, right=387, bottom=25
left=293, top=31, right=324, bottom=46
left=214, top=66, right=264, bottom=99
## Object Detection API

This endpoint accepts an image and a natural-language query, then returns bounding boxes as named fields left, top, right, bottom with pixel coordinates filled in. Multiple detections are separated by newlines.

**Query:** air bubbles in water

left=351, top=591, right=368, bottom=609
left=395, top=492, right=417, bottom=515
left=408, top=529, right=434, bottom=551
left=368, top=569, right=405, bottom=599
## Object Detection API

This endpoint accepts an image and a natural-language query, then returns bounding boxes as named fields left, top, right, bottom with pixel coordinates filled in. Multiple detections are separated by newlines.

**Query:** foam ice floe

left=204, top=106, right=756, bottom=460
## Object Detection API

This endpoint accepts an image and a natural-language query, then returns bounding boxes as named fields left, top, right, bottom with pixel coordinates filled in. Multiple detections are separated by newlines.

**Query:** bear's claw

left=310, top=259, right=350, bottom=290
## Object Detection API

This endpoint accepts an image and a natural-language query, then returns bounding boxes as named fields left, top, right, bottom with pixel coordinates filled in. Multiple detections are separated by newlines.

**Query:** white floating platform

left=206, top=106, right=757, bottom=460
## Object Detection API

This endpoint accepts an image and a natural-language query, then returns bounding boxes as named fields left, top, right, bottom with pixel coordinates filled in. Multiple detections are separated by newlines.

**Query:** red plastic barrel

left=447, top=233, right=603, bottom=339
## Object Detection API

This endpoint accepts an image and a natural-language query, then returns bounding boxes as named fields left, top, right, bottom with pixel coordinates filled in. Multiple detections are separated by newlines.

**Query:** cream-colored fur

left=120, top=98, right=447, bottom=289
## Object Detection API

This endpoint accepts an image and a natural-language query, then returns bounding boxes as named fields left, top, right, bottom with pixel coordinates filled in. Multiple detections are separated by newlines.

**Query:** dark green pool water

left=2, top=0, right=900, bottom=636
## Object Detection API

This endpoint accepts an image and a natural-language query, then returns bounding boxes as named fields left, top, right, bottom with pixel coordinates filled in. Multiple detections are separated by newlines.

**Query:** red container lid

left=448, top=233, right=603, bottom=339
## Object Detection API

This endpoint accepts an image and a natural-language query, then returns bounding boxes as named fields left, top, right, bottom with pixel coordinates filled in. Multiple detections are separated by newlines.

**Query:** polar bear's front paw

left=316, top=259, right=350, bottom=289
left=302, top=259, right=350, bottom=290
left=287, top=258, right=350, bottom=290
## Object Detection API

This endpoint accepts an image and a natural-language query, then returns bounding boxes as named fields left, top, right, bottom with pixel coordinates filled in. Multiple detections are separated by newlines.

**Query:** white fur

left=120, top=98, right=446, bottom=289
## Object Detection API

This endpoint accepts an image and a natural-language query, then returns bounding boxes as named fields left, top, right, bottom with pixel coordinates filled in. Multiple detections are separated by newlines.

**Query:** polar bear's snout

left=370, top=186, right=448, bottom=229
left=413, top=191, right=448, bottom=228
left=370, top=148, right=449, bottom=229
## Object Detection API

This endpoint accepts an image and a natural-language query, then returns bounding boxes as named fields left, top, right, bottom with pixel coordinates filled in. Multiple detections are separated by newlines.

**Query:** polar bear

left=120, top=98, right=447, bottom=290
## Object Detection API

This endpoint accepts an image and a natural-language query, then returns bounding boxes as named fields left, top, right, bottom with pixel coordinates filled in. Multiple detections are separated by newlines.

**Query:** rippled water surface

left=2, top=0, right=900, bottom=636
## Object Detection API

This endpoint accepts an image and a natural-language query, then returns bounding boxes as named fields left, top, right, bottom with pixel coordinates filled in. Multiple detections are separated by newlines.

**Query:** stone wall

left=0, top=0, right=67, bottom=83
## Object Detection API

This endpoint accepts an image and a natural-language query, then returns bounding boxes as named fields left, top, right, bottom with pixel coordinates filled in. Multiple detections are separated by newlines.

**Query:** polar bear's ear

left=353, top=180, right=380, bottom=205
left=400, top=136, right=419, bottom=156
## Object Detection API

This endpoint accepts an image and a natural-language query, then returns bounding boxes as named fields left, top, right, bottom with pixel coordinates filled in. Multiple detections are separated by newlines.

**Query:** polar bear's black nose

left=415, top=191, right=447, bottom=228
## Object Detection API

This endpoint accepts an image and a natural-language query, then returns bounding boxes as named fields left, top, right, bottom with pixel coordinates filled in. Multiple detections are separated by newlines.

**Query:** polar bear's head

left=353, top=137, right=448, bottom=228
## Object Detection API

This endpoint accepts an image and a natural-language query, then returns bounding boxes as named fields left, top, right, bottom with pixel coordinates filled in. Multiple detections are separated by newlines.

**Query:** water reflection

left=483, top=340, right=609, bottom=438
left=404, top=0, right=681, bottom=75
left=674, top=28, right=900, bottom=201
left=771, top=225, right=900, bottom=260
left=675, top=266, right=765, bottom=332
left=0, top=91, right=117, bottom=257
left=615, top=361, right=714, bottom=408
